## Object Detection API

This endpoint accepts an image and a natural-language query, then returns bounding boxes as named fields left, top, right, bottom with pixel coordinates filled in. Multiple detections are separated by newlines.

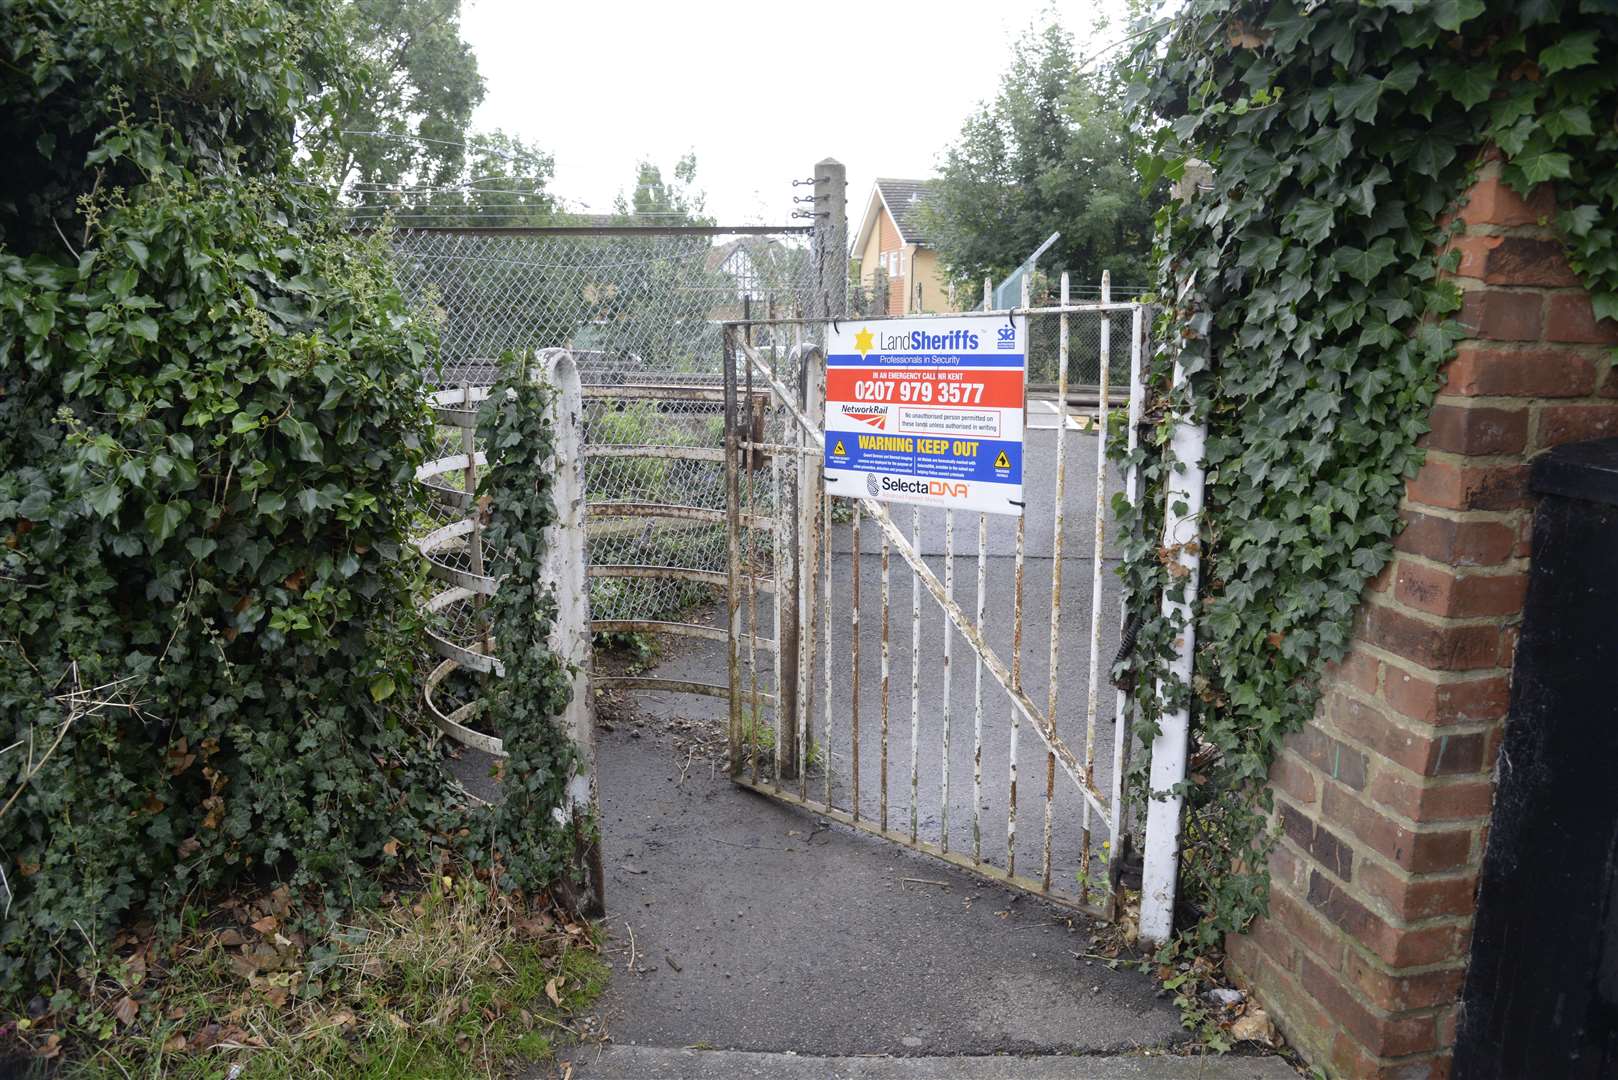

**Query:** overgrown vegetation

left=0, top=0, right=593, bottom=1063
left=7, top=869, right=606, bottom=1077
left=469, top=361, right=586, bottom=897
left=0, top=0, right=453, bottom=995
left=1120, top=0, right=1618, bottom=954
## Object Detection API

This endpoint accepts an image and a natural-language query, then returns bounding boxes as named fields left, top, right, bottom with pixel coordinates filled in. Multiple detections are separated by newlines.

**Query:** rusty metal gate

left=720, top=276, right=1170, bottom=921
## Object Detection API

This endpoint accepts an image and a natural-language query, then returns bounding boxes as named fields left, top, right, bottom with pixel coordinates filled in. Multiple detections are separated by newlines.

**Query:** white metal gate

left=720, top=276, right=1184, bottom=924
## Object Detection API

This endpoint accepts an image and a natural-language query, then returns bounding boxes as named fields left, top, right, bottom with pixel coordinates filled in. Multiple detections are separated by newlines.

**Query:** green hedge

left=0, top=0, right=451, bottom=994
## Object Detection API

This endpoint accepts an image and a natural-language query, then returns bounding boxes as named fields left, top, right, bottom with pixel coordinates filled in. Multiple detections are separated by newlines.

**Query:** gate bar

left=1109, top=304, right=1147, bottom=904
left=972, top=511, right=987, bottom=865
left=909, top=508, right=921, bottom=843
left=1041, top=272, right=1066, bottom=891
left=1081, top=272, right=1113, bottom=904
left=941, top=511, right=954, bottom=853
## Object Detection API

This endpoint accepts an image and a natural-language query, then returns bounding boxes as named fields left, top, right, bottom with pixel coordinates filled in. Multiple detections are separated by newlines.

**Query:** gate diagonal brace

left=735, top=341, right=1113, bottom=828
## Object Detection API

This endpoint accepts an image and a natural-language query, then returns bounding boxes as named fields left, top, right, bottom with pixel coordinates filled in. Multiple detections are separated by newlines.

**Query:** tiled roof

left=875, top=178, right=936, bottom=245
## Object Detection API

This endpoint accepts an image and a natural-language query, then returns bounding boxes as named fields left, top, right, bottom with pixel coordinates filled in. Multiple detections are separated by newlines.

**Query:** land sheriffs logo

left=854, top=327, right=875, bottom=359
left=866, top=473, right=880, bottom=497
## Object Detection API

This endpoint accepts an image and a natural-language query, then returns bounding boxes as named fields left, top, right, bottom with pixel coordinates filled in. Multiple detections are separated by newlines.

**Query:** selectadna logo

left=996, top=326, right=1017, bottom=350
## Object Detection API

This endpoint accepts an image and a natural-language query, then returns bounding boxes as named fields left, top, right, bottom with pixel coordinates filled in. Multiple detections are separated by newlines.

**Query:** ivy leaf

left=1330, top=77, right=1382, bottom=122
left=127, top=315, right=160, bottom=342
left=24, top=308, right=54, bottom=337
left=1544, top=106, right=1593, bottom=139
left=145, top=501, right=187, bottom=545
left=369, top=675, right=397, bottom=703
left=1382, top=61, right=1421, bottom=96
left=1431, top=0, right=1485, bottom=31
left=125, top=238, right=150, bottom=269
left=1540, top=32, right=1598, bottom=74
left=1516, top=0, right=1558, bottom=24
left=1432, top=63, right=1496, bottom=109
left=1514, top=150, right=1572, bottom=184
left=1286, top=200, right=1335, bottom=246
left=1336, top=240, right=1399, bottom=285
left=108, top=266, right=138, bottom=298
left=1560, top=205, right=1600, bottom=238
left=1593, top=293, right=1618, bottom=324
left=86, top=483, right=123, bottom=518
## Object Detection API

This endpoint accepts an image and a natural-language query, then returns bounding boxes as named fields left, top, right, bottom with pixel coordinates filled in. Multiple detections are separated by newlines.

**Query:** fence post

left=813, top=158, right=847, bottom=322
left=1139, top=166, right=1211, bottom=946
left=535, top=348, right=604, bottom=916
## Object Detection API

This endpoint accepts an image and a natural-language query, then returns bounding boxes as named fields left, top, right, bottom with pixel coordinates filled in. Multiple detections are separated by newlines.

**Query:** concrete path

left=582, top=720, right=1182, bottom=1057
left=564, top=1045, right=1297, bottom=1079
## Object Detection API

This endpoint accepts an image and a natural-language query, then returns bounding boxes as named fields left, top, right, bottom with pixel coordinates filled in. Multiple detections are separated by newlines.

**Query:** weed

left=6, top=871, right=607, bottom=1079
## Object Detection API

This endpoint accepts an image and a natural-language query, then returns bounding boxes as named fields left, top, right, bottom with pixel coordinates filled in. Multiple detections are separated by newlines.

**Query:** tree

left=920, top=17, right=1163, bottom=293
left=329, top=0, right=486, bottom=200
left=613, top=153, right=713, bottom=225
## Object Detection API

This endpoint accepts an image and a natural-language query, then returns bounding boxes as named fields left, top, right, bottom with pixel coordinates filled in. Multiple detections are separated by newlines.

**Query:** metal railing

left=717, top=274, right=1183, bottom=924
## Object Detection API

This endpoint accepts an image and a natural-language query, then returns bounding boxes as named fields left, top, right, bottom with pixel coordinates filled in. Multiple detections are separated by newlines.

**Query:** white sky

left=460, top=0, right=1129, bottom=225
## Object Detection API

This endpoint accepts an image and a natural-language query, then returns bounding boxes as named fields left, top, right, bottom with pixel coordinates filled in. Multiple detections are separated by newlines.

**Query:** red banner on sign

left=826, top=368, right=1024, bottom=410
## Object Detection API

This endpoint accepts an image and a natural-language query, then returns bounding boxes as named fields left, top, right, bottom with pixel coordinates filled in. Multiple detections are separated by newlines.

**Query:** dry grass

left=3, top=871, right=607, bottom=1079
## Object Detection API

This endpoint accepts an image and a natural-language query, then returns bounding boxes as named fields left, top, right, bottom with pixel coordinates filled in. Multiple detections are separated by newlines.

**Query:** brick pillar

left=1226, top=156, right=1618, bottom=1078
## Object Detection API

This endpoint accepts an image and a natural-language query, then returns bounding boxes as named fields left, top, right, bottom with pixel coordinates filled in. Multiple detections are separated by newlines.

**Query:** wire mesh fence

left=388, top=228, right=821, bottom=388
left=394, top=225, right=1147, bottom=639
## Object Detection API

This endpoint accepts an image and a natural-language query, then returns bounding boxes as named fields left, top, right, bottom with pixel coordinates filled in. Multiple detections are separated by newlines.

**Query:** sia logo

left=866, top=473, right=880, bottom=497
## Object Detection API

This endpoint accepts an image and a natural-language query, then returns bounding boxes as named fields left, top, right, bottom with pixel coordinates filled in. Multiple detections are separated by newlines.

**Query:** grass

left=5, top=871, right=607, bottom=1079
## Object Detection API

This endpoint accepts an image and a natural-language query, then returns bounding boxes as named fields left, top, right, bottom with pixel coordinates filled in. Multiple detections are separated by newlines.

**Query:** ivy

left=1120, top=0, right=1618, bottom=950
left=465, top=361, right=583, bottom=894
left=0, top=0, right=445, bottom=1003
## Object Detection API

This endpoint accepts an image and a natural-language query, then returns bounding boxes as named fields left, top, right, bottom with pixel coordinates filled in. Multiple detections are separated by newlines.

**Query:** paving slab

left=565, top=1046, right=1298, bottom=1080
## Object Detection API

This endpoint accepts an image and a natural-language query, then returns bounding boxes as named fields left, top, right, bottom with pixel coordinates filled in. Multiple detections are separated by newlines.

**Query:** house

left=850, top=178, right=958, bottom=316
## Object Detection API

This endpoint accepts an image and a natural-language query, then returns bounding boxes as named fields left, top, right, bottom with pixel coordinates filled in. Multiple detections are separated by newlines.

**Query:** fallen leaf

left=216, top=928, right=245, bottom=947
left=263, top=986, right=288, bottom=1007
left=113, top=995, right=139, bottom=1027
left=163, top=1033, right=186, bottom=1053
left=545, top=976, right=564, bottom=1007
left=251, top=915, right=278, bottom=934
left=1230, top=1006, right=1277, bottom=1047
left=382, top=838, right=400, bottom=857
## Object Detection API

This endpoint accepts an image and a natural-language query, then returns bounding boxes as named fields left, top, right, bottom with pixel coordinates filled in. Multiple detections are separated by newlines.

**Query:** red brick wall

left=1226, top=156, right=1618, bottom=1077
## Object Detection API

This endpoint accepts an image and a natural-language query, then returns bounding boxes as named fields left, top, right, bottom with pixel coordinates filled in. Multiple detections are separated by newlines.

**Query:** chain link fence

left=395, top=226, right=819, bottom=633
left=394, top=222, right=1144, bottom=640
left=390, top=228, right=820, bottom=388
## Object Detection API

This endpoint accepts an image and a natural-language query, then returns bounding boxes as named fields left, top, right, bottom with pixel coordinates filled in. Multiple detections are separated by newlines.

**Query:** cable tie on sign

left=1007, top=499, right=1025, bottom=507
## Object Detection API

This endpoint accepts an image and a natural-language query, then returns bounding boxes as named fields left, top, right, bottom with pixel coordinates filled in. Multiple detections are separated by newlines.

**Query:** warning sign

left=825, top=315, right=1026, bottom=516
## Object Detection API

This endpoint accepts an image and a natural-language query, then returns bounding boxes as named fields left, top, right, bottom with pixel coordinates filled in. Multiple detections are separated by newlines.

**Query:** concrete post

left=814, top=158, right=847, bottom=322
